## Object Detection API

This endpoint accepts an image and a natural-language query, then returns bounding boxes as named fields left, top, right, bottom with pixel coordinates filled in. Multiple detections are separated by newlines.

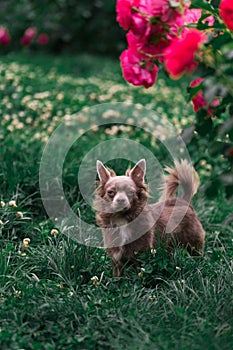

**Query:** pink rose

left=148, top=0, right=190, bottom=23
left=190, top=78, right=219, bottom=115
left=131, top=11, right=149, bottom=38
left=182, top=8, right=214, bottom=27
left=190, top=78, right=207, bottom=112
left=0, top=27, right=11, bottom=45
left=126, top=29, right=168, bottom=62
left=21, top=27, right=37, bottom=46
left=183, top=9, right=201, bottom=25
left=120, top=46, right=158, bottom=88
left=219, top=0, right=233, bottom=31
left=116, top=0, right=137, bottom=30
left=202, top=14, right=215, bottom=26
left=38, top=33, right=49, bottom=45
left=24, top=27, right=37, bottom=39
left=164, top=29, right=207, bottom=79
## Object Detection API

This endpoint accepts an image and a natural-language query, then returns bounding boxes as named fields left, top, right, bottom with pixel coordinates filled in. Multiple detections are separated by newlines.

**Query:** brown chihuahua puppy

left=95, top=159, right=205, bottom=277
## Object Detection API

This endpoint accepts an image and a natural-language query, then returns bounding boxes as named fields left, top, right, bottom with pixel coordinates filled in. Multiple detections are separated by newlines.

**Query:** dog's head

left=95, top=159, right=148, bottom=213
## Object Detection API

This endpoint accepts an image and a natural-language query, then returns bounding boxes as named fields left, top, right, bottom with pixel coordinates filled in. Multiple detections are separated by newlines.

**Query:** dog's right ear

left=96, top=160, right=111, bottom=183
left=129, top=159, right=146, bottom=183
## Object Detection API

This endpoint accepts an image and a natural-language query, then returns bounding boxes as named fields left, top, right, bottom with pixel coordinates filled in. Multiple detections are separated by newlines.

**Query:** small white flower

left=16, top=211, right=23, bottom=219
left=22, top=238, right=31, bottom=249
left=14, top=290, right=22, bottom=298
left=138, top=268, right=145, bottom=278
left=9, top=200, right=17, bottom=208
left=50, top=229, right=59, bottom=236
left=0, top=200, right=5, bottom=208
left=23, top=238, right=31, bottom=245
left=18, top=251, right=27, bottom=257
left=91, top=276, right=99, bottom=286
left=150, top=249, right=157, bottom=255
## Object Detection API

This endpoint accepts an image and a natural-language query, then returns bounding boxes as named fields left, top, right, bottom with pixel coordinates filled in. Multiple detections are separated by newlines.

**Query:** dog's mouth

left=112, top=204, right=131, bottom=212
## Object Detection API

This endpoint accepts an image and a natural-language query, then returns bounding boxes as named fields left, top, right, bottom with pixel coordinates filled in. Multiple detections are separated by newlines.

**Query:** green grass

left=0, top=52, right=233, bottom=350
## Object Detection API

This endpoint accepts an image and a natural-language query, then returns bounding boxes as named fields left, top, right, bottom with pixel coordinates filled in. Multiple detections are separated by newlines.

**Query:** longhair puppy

left=95, top=159, right=205, bottom=277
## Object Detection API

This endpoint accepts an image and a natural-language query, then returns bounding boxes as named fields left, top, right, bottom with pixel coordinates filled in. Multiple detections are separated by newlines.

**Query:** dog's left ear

left=96, top=160, right=111, bottom=184
left=129, top=159, right=146, bottom=183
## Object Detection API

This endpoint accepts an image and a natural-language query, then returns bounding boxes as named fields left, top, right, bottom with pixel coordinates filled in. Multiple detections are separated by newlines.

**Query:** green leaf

left=196, top=111, right=213, bottom=136
left=211, top=32, right=232, bottom=50
left=190, top=0, right=215, bottom=12
left=208, top=141, right=226, bottom=156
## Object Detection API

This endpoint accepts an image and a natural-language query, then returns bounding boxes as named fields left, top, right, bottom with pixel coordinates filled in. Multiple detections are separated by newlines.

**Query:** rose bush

left=0, top=27, right=11, bottom=45
left=0, top=0, right=125, bottom=54
left=117, top=0, right=233, bottom=197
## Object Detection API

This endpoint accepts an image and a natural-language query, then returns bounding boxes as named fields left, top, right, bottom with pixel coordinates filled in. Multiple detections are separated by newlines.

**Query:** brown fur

left=95, top=159, right=205, bottom=277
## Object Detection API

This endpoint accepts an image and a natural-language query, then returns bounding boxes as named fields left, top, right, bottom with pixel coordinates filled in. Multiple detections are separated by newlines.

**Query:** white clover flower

left=150, top=249, right=157, bottom=255
left=18, top=251, right=27, bottom=257
left=9, top=200, right=17, bottom=208
left=22, top=238, right=31, bottom=250
left=0, top=200, right=5, bottom=208
left=14, top=290, right=22, bottom=298
left=16, top=211, right=23, bottom=219
left=50, top=229, right=59, bottom=236
left=138, top=267, right=145, bottom=278
left=91, top=276, right=99, bottom=286
left=56, top=93, right=64, bottom=101
left=23, top=238, right=30, bottom=245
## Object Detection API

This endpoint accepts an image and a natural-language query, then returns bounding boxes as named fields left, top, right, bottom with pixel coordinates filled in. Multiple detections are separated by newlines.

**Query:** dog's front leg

left=111, top=259, right=124, bottom=277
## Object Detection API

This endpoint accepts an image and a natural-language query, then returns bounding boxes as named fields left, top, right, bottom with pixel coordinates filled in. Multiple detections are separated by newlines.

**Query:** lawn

left=0, top=52, right=233, bottom=350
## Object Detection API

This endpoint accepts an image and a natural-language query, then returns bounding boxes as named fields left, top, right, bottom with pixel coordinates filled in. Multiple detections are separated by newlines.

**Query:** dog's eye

left=128, top=190, right=135, bottom=197
left=107, top=190, right=115, bottom=197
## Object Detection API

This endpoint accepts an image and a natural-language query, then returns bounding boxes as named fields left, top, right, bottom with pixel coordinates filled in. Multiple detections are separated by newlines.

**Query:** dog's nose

left=117, top=198, right=126, bottom=204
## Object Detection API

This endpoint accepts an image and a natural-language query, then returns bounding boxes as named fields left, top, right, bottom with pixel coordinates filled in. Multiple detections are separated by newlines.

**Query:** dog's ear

left=129, top=159, right=146, bottom=183
left=96, top=160, right=111, bottom=183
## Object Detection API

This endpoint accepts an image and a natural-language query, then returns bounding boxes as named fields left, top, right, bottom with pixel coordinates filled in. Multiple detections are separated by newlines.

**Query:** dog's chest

left=111, top=217, right=131, bottom=244
left=106, top=217, right=131, bottom=262
left=104, top=214, right=153, bottom=263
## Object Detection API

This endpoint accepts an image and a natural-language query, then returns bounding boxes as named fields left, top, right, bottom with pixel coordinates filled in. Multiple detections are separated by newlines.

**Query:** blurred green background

left=0, top=0, right=125, bottom=54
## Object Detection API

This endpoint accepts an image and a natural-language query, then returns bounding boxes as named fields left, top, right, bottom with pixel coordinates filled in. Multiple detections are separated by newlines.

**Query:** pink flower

left=24, top=27, right=37, bottom=39
left=21, top=36, right=32, bottom=46
left=164, top=29, right=207, bottom=79
left=116, top=0, right=137, bottom=30
left=219, top=0, right=233, bottom=31
left=190, top=78, right=206, bottom=112
left=181, top=8, right=214, bottom=27
left=183, top=9, right=201, bottom=25
left=190, top=78, right=219, bottom=115
left=126, top=18, right=174, bottom=62
left=0, top=27, right=11, bottom=45
left=148, top=0, right=190, bottom=23
left=117, top=0, right=150, bottom=38
left=120, top=46, right=158, bottom=88
left=190, top=77, right=204, bottom=88
left=203, top=15, right=215, bottom=26
left=131, top=11, right=149, bottom=38
left=21, top=27, right=37, bottom=46
left=142, top=26, right=171, bottom=62
left=38, top=33, right=49, bottom=45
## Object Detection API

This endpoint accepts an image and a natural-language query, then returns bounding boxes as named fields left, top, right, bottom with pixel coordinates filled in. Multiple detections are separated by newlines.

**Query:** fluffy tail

left=160, top=159, right=200, bottom=202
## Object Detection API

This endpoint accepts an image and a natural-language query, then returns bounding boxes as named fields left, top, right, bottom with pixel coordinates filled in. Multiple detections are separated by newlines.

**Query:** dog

left=94, top=159, right=205, bottom=277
